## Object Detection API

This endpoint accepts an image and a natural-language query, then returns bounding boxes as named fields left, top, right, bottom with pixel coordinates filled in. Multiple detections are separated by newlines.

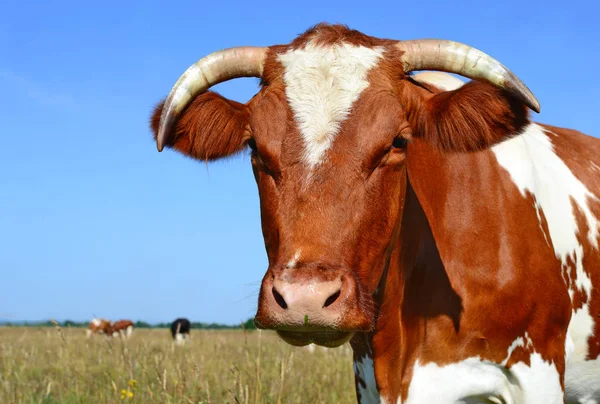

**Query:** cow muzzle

left=254, top=263, right=373, bottom=347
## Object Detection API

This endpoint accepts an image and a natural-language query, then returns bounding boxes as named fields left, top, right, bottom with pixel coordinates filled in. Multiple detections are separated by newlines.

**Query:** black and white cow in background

left=171, top=318, right=191, bottom=345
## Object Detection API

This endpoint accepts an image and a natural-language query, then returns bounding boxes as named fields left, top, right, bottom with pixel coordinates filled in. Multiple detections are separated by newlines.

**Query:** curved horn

left=396, top=40, right=540, bottom=113
left=157, top=46, right=268, bottom=151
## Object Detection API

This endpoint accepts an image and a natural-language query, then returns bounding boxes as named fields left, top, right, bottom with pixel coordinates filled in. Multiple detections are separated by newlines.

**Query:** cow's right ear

left=150, top=91, right=251, bottom=161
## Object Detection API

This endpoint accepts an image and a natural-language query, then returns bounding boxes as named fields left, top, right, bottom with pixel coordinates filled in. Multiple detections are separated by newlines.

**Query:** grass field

left=0, top=327, right=356, bottom=403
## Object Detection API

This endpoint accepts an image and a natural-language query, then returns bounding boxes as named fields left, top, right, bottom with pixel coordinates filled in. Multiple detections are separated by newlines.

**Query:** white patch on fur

left=91, top=318, right=100, bottom=326
left=278, top=42, right=383, bottom=168
left=405, top=355, right=562, bottom=404
left=567, top=305, right=596, bottom=363
left=510, top=353, right=564, bottom=403
left=125, top=325, right=133, bottom=338
left=492, top=123, right=599, bottom=359
left=286, top=250, right=301, bottom=269
left=353, top=354, right=380, bottom=404
left=502, top=332, right=533, bottom=366
left=175, top=333, right=186, bottom=346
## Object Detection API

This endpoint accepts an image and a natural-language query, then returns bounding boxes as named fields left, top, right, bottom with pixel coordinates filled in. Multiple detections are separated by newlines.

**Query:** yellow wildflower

left=128, top=380, right=137, bottom=388
left=120, top=389, right=134, bottom=399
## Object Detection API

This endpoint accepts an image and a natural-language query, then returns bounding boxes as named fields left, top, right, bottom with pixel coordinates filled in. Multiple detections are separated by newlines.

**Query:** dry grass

left=0, top=327, right=356, bottom=403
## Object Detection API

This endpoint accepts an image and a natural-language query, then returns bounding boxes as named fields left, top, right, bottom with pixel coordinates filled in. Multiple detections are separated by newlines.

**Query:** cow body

left=150, top=24, right=599, bottom=403
left=107, top=319, right=134, bottom=339
left=344, top=72, right=600, bottom=404
left=171, top=318, right=191, bottom=344
left=353, top=99, right=600, bottom=403
left=86, top=318, right=111, bottom=338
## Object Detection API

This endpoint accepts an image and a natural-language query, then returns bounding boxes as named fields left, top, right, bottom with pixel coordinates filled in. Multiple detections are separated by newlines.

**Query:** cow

left=149, top=24, right=600, bottom=403
left=170, top=318, right=191, bottom=345
left=86, top=318, right=111, bottom=338
left=107, top=319, right=134, bottom=339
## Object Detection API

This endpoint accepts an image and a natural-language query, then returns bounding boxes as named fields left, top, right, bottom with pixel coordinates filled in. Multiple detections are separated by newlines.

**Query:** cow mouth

left=275, top=330, right=354, bottom=347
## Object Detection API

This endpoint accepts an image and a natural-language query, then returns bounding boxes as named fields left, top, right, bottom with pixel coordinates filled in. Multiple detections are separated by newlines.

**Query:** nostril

left=323, top=289, right=341, bottom=308
left=272, top=287, right=288, bottom=309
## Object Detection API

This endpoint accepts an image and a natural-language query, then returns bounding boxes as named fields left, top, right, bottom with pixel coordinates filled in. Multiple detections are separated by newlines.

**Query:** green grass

left=0, top=327, right=356, bottom=403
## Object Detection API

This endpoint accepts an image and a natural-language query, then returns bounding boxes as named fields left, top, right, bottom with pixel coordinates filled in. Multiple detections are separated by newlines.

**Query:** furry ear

left=150, top=91, right=250, bottom=161
left=417, top=80, right=529, bottom=152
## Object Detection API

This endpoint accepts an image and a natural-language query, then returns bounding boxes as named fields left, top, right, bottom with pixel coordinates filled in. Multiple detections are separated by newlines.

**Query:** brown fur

left=418, top=80, right=529, bottom=152
left=87, top=319, right=111, bottom=335
left=106, top=319, right=134, bottom=337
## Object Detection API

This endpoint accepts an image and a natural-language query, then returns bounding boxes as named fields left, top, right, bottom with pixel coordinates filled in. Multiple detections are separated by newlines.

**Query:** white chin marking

left=492, top=123, right=598, bottom=360
left=353, top=354, right=380, bottom=404
left=278, top=42, right=383, bottom=169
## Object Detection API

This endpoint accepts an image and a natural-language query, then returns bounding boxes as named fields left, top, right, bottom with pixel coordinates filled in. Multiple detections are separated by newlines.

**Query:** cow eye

left=247, top=138, right=258, bottom=152
left=392, top=137, right=408, bottom=149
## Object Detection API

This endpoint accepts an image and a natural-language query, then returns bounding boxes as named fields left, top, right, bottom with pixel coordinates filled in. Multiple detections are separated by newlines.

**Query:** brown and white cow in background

left=107, top=319, right=134, bottom=339
left=86, top=318, right=111, bottom=338
left=149, top=24, right=599, bottom=403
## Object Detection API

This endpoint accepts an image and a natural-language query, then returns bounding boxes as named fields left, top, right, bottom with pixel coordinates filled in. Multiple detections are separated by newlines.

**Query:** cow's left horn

left=157, top=46, right=267, bottom=152
left=396, top=40, right=540, bottom=113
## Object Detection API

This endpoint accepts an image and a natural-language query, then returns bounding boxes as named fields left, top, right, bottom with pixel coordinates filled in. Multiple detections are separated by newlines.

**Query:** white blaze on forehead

left=278, top=42, right=384, bottom=168
left=353, top=353, right=380, bottom=404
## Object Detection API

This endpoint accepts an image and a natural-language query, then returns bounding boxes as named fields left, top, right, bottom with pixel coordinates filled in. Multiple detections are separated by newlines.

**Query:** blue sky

left=1, top=0, right=598, bottom=324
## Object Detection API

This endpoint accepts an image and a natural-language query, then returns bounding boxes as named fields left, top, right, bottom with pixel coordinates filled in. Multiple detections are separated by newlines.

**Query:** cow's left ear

left=417, top=80, right=529, bottom=152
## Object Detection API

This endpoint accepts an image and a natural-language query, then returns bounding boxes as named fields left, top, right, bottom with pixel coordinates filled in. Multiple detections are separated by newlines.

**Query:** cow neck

left=356, top=140, right=478, bottom=401
left=350, top=163, right=430, bottom=401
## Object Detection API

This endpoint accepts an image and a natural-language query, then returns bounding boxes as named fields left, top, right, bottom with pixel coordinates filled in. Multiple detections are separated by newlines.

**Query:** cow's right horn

left=157, top=46, right=267, bottom=152
left=396, top=39, right=540, bottom=113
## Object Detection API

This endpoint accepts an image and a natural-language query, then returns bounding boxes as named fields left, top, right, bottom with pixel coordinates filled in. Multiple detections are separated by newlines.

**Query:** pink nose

left=271, top=277, right=343, bottom=314
left=254, top=263, right=372, bottom=334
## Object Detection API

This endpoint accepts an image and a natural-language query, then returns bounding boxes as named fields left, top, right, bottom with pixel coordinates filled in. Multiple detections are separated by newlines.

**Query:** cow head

left=150, top=24, right=536, bottom=347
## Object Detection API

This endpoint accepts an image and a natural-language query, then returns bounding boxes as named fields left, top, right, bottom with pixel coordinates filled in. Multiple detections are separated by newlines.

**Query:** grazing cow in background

left=86, top=318, right=111, bottom=338
left=170, top=318, right=191, bottom=345
left=107, top=319, right=134, bottom=339
left=149, top=24, right=600, bottom=403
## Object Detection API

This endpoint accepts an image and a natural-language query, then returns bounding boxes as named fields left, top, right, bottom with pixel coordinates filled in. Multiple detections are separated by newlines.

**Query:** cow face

left=247, top=42, right=413, bottom=347
left=150, top=25, right=529, bottom=347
